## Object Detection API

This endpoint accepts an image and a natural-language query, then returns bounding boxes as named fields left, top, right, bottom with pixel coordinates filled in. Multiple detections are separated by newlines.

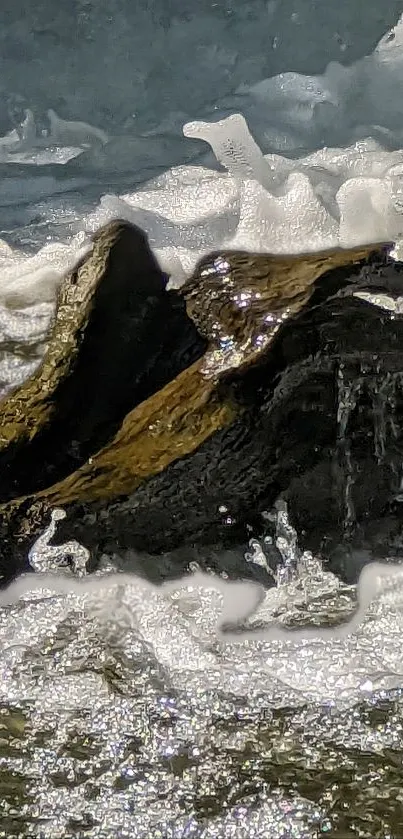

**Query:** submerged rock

left=1, top=224, right=403, bottom=586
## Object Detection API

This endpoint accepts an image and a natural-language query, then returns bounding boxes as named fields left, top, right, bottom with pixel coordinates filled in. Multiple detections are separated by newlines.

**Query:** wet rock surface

left=0, top=219, right=205, bottom=501
left=1, top=223, right=403, bottom=585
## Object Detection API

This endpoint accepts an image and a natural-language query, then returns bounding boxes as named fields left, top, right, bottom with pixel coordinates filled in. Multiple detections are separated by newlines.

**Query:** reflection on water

left=3, top=8, right=403, bottom=836
left=0, top=504, right=403, bottom=837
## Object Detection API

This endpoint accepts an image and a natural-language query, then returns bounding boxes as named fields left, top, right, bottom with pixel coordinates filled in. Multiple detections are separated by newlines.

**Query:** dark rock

left=0, top=218, right=206, bottom=501
left=2, top=232, right=403, bottom=587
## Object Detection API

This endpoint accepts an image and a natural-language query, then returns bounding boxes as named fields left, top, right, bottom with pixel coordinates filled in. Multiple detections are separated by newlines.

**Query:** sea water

left=2, top=9, right=403, bottom=838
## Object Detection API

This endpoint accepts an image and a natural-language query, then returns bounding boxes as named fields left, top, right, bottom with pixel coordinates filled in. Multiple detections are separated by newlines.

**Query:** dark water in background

left=0, top=0, right=402, bottom=134
left=2, top=1, right=403, bottom=837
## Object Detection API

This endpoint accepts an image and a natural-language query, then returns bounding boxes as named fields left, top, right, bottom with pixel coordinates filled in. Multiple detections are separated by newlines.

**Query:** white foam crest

left=0, top=108, right=108, bottom=164
left=3, top=117, right=403, bottom=301
left=5, top=17, right=403, bottom=322
left=231, top=173, right=338, bottom=252
left=0, top=354, right=43, bottom=397
left=184, top=113, right=274, bottom=187
left=0, top=300, right=53, bottom=342
left=122, top=169, right=239, bottom=224
left=0, top=234, right=90, bottom=307
left=228, top=14, right=403, bottom=152
left=338, top=176, right=403, bottom=247
left=2, top=559, right=403, bottom=709
left=3, top=118, right=403, bottom=307
left=46, top=109, right=108, bottom=147
left=79, top=115, right=403, bottom=283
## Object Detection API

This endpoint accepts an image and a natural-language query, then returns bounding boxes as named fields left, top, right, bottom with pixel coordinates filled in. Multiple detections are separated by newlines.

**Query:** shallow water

left=3, top=7, right=403, bottom=838
left=2, top=544, right=403, bottom=838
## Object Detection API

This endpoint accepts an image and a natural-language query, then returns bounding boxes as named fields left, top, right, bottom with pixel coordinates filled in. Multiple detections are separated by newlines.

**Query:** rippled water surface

left=1, top=517, right=403, bottom=838
left=3, top=6, right=403, bottom=838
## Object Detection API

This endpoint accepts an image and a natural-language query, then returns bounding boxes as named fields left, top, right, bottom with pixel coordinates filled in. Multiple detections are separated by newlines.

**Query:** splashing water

left=333, top=366, right=403, bottom=536
left=3, top=12, right=403, bottom=838
left=28, top=508, right=90, bottom=577
left=2, top=501, right=403, bottom=835
left=3, top=105, right=403, bottom=398
left=243, top=501, right=356, bottom=633
left=245, top=500, right=310, bottom=587
left=0, top=108, right=108, bottom=164
left=336, top=364, right=362, bottom=530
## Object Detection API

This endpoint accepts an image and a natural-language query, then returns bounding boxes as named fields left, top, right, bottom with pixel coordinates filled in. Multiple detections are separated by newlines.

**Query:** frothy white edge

left=0, top=561, right=400, bottom=644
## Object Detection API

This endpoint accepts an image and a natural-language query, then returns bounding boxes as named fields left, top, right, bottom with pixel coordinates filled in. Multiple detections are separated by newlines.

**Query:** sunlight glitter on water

left=1, top=505, right=403, bottom=837
left=3, top=13, right=403, bottom=837
left=2, top=501, right=402, bottom=708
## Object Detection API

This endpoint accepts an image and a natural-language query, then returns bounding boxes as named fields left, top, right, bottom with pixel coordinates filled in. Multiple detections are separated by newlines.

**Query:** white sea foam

left=1, top=558, right=403, bottom=708
left=2, top=14, right=403, bottom=313
left=0, top=108, right=107, bottom=162
left=0, top=512, right=401, bottom=835
left=0, top=501, right=393, bottom=708
left=0, top=234, right=90, bottom=307
left=1, top=124, right=403, bottom=318
left=2, top=117, right=403, bottom=312
left=0, top=19, right=403, bottom=646
left=2, top=17, right=403, bottom=834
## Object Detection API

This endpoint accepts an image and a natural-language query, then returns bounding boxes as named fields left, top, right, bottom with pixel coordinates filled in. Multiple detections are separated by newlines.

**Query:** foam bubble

left=0, top=108, right=107, bottom=164
left=0, top=235, right=90, bottom=307
left=4, top=86, right=403, bottom=303
left=1, top=557, right=403, bottom=707
left=231, top=172, right=338, bottom=252
left=63, top=115, right=403, bottom=288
